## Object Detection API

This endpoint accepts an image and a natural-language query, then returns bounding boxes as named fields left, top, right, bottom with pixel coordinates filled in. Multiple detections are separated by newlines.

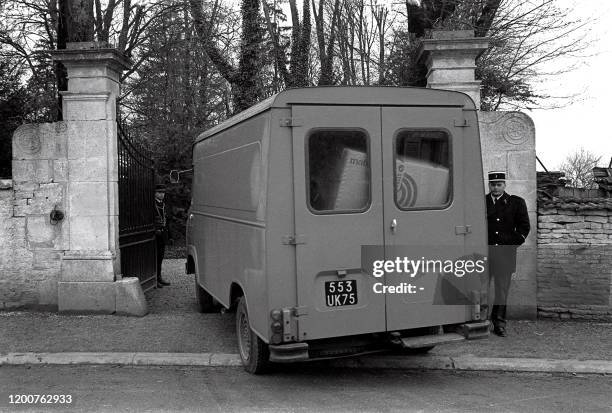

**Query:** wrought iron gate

left=117, top=116, right=157, bottom=292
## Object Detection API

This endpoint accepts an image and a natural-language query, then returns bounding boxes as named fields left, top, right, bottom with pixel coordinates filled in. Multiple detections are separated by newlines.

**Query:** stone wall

left=0, top=123, right=68, bottom=310
left=537, top=200, right=612, bottom=320
left=1, top=43, right=146, bottom=315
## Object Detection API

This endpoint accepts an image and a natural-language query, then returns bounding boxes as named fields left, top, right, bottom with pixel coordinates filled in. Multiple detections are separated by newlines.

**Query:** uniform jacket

left=155, top=199, right=170, bottom=241
left=485, top=192, right=530, bottom=246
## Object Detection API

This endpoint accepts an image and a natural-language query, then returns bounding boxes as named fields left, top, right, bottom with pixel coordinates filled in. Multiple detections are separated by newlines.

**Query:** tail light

left=270, top=309, right=283, bottom=344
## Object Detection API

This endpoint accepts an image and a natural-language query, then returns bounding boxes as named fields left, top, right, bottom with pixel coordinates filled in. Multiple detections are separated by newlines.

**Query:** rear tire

left=195, top=275, right=217, bottom=313
left=236, top=296, right=269, bottom=374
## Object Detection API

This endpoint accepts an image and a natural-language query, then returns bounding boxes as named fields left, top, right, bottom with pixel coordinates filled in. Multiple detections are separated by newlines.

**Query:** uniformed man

left=155, top=183, right=171, bottom=287
left=485, top=171, right=530, bottom=337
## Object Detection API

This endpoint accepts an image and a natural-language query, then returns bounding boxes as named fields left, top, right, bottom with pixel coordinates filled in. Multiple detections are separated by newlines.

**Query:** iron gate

left=117, top=115, right=157, bottom=291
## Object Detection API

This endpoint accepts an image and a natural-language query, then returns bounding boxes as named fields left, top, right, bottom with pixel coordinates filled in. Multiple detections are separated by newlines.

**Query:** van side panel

left=191, top=113, right=269, bottom=339
left=264, top=108, right=300, bottom=340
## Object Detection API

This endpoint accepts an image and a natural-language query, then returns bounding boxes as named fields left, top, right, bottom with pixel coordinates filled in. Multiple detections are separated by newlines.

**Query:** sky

left=528, top=0, right=612, bottom=170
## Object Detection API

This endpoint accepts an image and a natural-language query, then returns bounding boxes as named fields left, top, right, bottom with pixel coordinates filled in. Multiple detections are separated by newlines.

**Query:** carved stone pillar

left=51, top=42, right=142, bottom=314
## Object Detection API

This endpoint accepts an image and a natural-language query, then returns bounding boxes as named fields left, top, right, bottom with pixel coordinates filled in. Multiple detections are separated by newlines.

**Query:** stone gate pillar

left=419, top=31, right=538, bottom=319
left=418, top=30, right=490, bottom=109
left=51, top=42, right=132, bottom=313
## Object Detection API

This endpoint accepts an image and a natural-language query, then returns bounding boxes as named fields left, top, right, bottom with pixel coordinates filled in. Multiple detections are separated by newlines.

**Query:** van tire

left=236, top=296, right=269, bottom=374
left=195, top=276, right=217, bottom=313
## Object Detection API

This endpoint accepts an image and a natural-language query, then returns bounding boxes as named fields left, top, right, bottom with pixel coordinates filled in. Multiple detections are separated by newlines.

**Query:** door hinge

left=292, top=306, right=308, bottom=317
left=282, top=234, right=307, bottom=245
left=455, top=225, right=472, bottom=235
left=280, top=117, right=303, bottom=127
left=454, top=118, right=469, bottom=127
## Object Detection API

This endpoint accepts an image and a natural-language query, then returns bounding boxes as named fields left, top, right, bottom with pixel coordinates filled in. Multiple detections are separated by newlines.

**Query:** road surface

left=1, top=365, right=610, bottom=412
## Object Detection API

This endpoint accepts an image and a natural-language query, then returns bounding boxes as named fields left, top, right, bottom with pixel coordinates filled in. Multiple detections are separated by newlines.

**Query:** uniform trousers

left=155, top=232, right=166, bottom=282
left=488, top=246, right=517, bottom=328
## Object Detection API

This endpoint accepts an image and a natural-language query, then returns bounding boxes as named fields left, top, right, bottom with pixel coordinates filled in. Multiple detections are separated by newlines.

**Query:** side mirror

left=169, top=168, right=193, bottom=184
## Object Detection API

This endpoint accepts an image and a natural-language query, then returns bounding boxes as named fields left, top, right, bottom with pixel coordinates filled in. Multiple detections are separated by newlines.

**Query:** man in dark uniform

left=485, top=171, right=530, bottom=337
left=154, top=183, right=171, bottom=288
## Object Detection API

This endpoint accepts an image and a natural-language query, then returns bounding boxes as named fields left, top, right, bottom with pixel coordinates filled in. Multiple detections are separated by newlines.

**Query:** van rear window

left=394, top=130, right=451, bottom=209
left=307, top=130, right=371, bottom=213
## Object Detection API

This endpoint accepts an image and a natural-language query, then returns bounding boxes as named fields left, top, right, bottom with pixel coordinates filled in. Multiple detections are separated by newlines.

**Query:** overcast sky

left=529, top=0, right=612, bottom=170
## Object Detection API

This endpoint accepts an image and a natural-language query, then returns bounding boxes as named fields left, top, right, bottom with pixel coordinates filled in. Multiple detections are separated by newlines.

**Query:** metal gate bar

left=117, top=109, right=157, bottom=291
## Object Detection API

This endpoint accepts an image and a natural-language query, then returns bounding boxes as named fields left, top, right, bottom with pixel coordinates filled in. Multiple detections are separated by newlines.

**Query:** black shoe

left=157, top=279, right=170, bottom=286
left=493, top=326, right=507, bottom=337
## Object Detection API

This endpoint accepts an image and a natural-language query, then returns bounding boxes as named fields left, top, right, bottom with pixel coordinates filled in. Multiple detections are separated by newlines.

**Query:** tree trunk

left=66, top=0, right=95, bottom=42
left=293, top=0, right=310, bottom=87
left=55, top=0, right=69, bottom=121
left=235, top=0, right=263, bottom=111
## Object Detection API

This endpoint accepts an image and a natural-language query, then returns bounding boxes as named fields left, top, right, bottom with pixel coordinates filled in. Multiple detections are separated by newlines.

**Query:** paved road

left=1, top=365, right=610, bottom=412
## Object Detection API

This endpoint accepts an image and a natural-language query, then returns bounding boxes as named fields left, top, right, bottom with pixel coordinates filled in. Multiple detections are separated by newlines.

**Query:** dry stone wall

left=537, top=201, right=612, bottom=320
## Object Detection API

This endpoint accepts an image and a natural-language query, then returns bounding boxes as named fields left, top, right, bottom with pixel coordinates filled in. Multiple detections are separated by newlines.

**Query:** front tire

left=195, top=276, right=217, bottom=313
left=236, top=296, right=269, bottom=374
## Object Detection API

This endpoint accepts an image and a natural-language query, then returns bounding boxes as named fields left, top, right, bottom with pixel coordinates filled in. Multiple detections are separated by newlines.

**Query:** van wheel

left=195, top=276, right=217, bottom=313
left=236, top=296, right=269, bottom=374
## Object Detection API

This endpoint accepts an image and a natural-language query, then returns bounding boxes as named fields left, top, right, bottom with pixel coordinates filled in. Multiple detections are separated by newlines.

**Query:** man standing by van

left=485, top=171, right=530, bottom=337
left=155, top=183, right=171, bottom=288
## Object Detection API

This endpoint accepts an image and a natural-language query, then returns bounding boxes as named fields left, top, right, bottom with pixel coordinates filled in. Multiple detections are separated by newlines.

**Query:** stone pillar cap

left=417, top=31, right=490, bottom=62
left=50, top=42, right=131, bottom=73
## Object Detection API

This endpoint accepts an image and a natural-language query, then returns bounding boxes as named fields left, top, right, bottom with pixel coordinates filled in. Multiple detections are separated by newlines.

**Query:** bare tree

left=64, top=0, right=95, bottom=41
left=312, top=0, right=342, bottom=85
left=189, top=0, right=264, bottom=112
left=334, top=0, right=377, bottom=85
left=401, top=0, right=591, bottom=110
left=261, top=0, right=311, bottom=88
left=559, top=148, right=602, bottom=189
left=1, top=0, right=174, bottom=119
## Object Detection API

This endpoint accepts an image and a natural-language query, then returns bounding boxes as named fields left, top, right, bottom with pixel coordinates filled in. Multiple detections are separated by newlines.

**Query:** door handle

left=390, top=219, right=398, bottom=233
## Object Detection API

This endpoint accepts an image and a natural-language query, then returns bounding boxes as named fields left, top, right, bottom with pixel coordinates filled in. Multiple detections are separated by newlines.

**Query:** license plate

left=325, top=280, right=358, bottom=307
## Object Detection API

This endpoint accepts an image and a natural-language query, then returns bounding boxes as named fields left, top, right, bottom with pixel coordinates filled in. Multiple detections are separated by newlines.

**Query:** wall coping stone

left=538, top=196, right=612, bottom=211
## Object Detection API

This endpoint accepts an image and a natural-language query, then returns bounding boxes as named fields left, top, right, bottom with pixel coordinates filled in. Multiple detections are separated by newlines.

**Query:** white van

left=186, top=87, right=489, bottom=373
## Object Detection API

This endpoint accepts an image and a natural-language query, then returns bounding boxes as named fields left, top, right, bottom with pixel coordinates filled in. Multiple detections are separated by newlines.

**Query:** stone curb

left=0, top=353, right=610, bottom=374
left=327, top=355, right=612, bottom=374
left=0, top=353, right=242, bottom=367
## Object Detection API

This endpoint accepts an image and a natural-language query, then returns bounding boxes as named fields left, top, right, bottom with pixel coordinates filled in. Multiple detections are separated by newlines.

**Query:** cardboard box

left=331, top=148, right=370, bottom=210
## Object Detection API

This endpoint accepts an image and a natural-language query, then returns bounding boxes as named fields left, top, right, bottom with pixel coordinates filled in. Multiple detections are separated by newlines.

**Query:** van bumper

left=399, top=320, right=490, bottom=349
left=268, top=321, right=489, bottom=362
left=269, top=343, right=309, bottom=363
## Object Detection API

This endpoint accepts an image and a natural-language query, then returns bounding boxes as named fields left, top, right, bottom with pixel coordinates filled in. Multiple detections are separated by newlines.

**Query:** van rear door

left=381, top=106, right=474, bottom=330
left=290, top=105, right=385, bottom=341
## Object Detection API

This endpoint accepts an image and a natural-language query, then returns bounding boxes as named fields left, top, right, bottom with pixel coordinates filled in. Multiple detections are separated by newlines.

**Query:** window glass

left=308, top=130, right=370, bottom=212
left=395, top=130, right=451, bottom=209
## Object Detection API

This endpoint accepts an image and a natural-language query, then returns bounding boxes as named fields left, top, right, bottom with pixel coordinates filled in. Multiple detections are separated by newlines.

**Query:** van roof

left=195, top=86, right=475, bottom=142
